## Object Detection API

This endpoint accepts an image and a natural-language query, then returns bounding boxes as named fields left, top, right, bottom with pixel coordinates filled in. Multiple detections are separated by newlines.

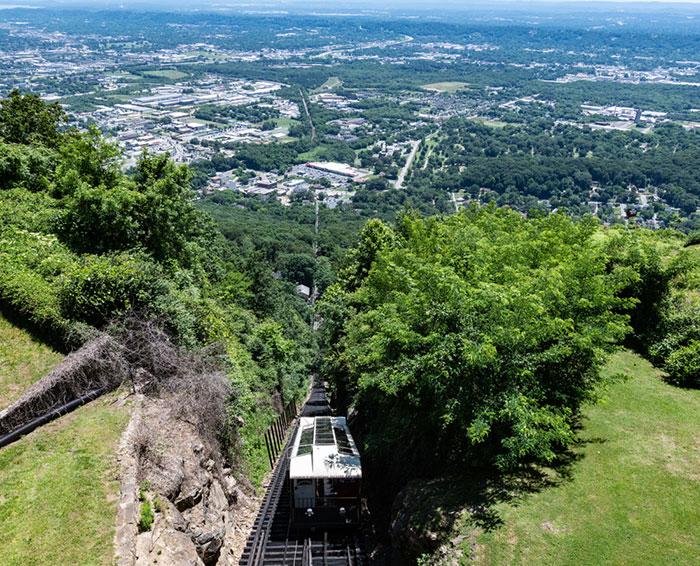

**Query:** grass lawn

left=274, top=117, right=296, bottom=128
left=468, top=116, right=509, bottom=128
left=470, top=351, right=700, bottom=565
left=0, top=397, right=129, bottom=566
left=298, top=145, right=330, bottom=161
left=143, top=69, right=188, bottom=80
left=0, top=314, right=63, bottom=410
left=313, top=76, right=342, bottom=92
left=421, top=81, right=470, bottom=93
left=0, top=317, right=129, bottom=565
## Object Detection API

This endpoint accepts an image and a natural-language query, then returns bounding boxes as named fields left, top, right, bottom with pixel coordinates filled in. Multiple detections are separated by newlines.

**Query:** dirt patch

left=541, top=520, right=568, bottom=534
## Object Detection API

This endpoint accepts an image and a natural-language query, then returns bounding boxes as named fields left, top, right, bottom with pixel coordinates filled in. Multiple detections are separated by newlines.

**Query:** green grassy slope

left=0, top=318, right=129, bottom=566
left=0, top=313, right=64, bottom=410
left=0, top=398, right=129, bottom=566
left=474, top=351, right=700, bottom=566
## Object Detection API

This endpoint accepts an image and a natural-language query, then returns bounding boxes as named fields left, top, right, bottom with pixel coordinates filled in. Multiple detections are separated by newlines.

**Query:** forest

left=0, top=91, right=315, bottom=482
left=409, top=119, right=700, bottom=228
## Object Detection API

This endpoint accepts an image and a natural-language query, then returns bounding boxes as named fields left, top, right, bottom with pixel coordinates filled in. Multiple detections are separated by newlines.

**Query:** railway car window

left=298, top=426, right=314, bottom=455
left=314, top=417, right=335, bottom=445
left=332, top=426, right=355, bottom=456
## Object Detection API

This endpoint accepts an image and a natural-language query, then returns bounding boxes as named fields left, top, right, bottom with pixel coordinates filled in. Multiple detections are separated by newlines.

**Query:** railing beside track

left=264, top=400, right=298, bottom=469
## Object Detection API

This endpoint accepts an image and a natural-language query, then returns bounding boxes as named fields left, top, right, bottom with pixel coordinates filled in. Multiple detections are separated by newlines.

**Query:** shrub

left=138, top=501, right=154, bottom=532
left=683, top=229, right=700, bottom=247
left=153, top=494, right=162, bottom=514
left=59, top=252, right=170, bottom=328
left=665, top=340, right=700, bottom=388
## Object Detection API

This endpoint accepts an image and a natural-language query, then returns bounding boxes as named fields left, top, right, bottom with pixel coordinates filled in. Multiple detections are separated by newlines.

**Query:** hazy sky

left=5, top=0, right=700, bottom=6
left=4, top=0, right=700, bottom=13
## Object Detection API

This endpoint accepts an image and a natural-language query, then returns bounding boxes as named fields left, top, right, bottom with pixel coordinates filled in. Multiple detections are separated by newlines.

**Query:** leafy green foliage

left=665, top=340, right=700, bottom=388
left=0, top=90, right=67, bottom=148
left=0, top=142, right=58, bottom=192
left=0, top=93, right=314, bottom=482
left=57, top=151, right=213, bottom=268
left=138, top=500, right=153, bottom=532
left=322, top=207, right=635, bottom=473
left=54, top=126, right=122, bottom=195
left=59, top=253, right=169, bottom=328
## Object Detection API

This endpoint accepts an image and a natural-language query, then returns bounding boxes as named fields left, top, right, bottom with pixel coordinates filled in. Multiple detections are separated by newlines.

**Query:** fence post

left=264, top=431, right=274, bottom=469
left=274, top=419, right=283, bottom=450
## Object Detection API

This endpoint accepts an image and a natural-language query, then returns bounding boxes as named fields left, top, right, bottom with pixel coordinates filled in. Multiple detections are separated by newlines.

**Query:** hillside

left=0, top=315, right=129, bottom=566
left=435, top=350, right=700, bottom=565
left=0, top=313, right=63, bottom=409
left=0, top=90, right=316, bottom=565
left=320, top=208, right=700, bottom=563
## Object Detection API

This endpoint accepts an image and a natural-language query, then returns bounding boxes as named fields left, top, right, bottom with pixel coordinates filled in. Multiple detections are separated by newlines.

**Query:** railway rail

left=240, top=376, right=365, bottom=566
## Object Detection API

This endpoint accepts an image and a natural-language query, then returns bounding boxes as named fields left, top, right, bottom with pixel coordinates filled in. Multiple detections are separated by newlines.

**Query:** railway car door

left=293, top=478, right=315, bottom=508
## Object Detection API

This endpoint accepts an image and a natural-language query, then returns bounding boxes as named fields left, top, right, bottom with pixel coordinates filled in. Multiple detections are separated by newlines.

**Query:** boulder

left=142, top=452, right=185, bottom=502
left=207, top=480, right=229, bottom=515
left=193, top=529, right=224, bottom=566
left=135, top=499, right=204, bottom=566
left=175, top=479, right=205, bottom=512
left=390, top=478, right=462, bottom=565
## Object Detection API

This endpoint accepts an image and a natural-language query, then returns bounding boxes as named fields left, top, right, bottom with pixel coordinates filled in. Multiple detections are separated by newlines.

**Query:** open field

left=0, top=314, right=63, bottom=410
left=467, top=350, right=700, bottom=566
left=421, top=81, right=470, bottom=93
left=274, top=117, right=296, bottom=127
left=468, top=116, right=509, bottom=128
left=143, top=69, right=188, bottom=80
left=298, top=144, right=331, bottom=161
left=0, top=397, right=129, bottom=566
left=314, top=76, right=342, bottom=92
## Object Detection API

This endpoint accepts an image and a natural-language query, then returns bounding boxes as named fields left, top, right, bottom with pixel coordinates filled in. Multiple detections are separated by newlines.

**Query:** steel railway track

left=240, top=377, right=364, bottom=566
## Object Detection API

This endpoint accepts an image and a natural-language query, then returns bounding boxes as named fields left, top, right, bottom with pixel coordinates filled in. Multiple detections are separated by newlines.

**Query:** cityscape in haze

left=1, top=2, right=700, bottom=566
left=3, top=2, right=700, bottom=223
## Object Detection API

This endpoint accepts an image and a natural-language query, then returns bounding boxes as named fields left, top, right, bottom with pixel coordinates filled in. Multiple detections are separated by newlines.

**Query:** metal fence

left=264, top=399, right=298, bottom=469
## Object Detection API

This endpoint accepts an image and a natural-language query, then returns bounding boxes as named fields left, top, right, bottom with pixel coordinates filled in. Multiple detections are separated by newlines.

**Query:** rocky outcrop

left=115, top=396, right=256, bottom=566
left=135, top=499, right=205, bottom=566
left=390, top=478, right=470, bottom=566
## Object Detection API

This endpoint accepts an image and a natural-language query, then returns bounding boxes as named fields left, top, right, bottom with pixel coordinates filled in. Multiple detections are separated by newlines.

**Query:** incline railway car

left=289, top=416, right=362, bottom=528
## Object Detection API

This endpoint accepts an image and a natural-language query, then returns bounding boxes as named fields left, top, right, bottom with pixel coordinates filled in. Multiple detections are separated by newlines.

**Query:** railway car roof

left=289, top=416, right=362, bottom=479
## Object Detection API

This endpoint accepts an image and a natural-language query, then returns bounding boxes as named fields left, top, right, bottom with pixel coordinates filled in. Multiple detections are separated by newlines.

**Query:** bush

left=138, top=501, right=154, bottom=532
left=684, top=229, right=700, bottom=247
left=665, top=340, right=700, bottom=388
left=59, top=252, right=170, bottom=328
left=153, top=494, right=162, bottom=514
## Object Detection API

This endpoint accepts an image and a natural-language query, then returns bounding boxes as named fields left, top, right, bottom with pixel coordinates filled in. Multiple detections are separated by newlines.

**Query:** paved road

left=395, top=139, right=420, bottom=189
left=299, top=89, right=316, bottom=141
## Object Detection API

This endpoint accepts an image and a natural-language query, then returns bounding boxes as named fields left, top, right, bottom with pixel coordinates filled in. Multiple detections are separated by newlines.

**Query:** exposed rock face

left=390, top=478, right=464, bottom=566
left=135, top=499, right=205, bottom=566
left=116, top=397, right=255, bottom=566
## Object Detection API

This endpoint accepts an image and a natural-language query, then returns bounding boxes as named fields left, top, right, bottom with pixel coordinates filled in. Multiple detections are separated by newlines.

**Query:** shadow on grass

left=0, top=299, right=68, bottom=354
left=401, top=434, right=606, bottom=537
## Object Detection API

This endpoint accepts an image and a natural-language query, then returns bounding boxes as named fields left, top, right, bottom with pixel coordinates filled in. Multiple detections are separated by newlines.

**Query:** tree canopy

left=0, top=89, right=67, bottom=148
left=321, top=207, right=636, bottom=474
